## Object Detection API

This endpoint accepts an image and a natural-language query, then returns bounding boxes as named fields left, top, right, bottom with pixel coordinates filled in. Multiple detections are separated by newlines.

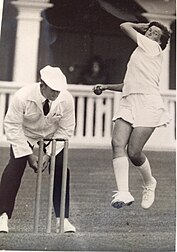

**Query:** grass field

left=0, top=147, right=176, bottom=251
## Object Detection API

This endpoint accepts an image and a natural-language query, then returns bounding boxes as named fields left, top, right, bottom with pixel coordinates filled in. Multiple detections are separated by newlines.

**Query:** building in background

left=0, top=0, right=176, bottom=89
left=0, top=0, right=4, bottom=37
left=0, top=0, right=176, bottom=150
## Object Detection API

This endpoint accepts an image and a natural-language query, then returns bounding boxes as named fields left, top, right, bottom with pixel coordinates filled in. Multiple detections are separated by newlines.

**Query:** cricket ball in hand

left=94, top=87, right=102, bottom=95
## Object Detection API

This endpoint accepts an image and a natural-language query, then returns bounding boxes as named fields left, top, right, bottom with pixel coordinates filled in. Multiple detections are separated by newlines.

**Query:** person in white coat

left=0, top=65, right=76, bottom=233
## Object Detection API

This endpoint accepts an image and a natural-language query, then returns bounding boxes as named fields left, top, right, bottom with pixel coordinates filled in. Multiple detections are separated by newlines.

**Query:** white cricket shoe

left=0, top=213, right=8, bottom=233
left=56, top=218, right=76, bottom=233
left=111, top=191, right=134, bottom=209
left=141, top=177, right=157, bottom=209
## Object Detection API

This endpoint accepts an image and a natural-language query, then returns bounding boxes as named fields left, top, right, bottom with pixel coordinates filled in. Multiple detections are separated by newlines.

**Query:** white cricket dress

left=113, top=32, right=170, bottom=127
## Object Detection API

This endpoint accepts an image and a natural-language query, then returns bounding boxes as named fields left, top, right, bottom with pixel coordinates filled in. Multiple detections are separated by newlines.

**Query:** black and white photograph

left=0, top=0, right=176, bottom=251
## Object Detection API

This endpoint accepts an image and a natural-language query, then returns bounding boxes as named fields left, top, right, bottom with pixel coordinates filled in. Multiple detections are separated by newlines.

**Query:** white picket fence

left=0, top=81, right=176, bottom=151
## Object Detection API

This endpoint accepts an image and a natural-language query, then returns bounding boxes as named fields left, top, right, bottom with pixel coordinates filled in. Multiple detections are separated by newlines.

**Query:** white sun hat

left=40, top=65, right=68, bottom=91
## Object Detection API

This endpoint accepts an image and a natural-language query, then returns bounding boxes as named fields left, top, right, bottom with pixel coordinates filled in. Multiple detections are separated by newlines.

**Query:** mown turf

left=0, top=148, right=176, bottom=251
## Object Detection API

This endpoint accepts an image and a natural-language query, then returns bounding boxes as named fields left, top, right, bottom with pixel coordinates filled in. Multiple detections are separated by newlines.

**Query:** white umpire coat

left=4, top=83, right=75, bottom=158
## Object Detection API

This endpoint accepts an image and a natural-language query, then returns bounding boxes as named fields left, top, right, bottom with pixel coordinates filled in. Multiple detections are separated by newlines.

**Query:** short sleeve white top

left=122, top=32, right=163, bottom=96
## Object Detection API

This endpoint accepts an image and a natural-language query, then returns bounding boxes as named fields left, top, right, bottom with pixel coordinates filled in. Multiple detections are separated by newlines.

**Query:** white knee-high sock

left=113, top=156, right=129, bottom=192
left=136, top=158, right=154, bottom=186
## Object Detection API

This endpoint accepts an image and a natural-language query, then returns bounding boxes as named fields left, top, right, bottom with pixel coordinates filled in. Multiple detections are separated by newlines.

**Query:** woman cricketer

left=93, top=21, right=171, bottom=209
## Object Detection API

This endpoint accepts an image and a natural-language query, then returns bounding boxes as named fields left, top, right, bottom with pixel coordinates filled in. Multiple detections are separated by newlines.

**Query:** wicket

left=33, top=138, right=69, bottom=234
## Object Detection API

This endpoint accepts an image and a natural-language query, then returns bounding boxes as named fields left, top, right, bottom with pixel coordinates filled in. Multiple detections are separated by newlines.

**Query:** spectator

left=78, top=55, right=109, bottom=85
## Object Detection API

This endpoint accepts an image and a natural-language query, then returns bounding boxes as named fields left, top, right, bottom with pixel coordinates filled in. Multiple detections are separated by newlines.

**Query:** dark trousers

left=0, top=146, right=70, bottom=219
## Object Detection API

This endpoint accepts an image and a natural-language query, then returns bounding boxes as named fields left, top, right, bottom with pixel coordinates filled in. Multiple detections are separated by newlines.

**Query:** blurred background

left=0, top=0, right=176, bottom=87
left=0, top=0, right=176, bottom=150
